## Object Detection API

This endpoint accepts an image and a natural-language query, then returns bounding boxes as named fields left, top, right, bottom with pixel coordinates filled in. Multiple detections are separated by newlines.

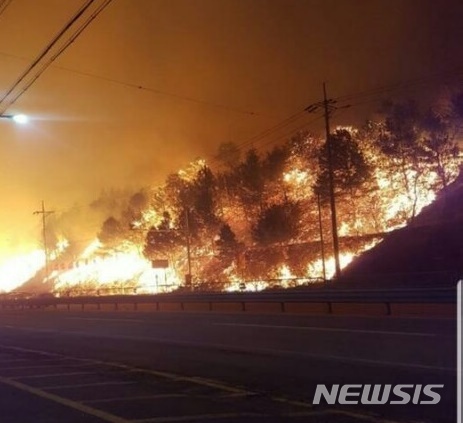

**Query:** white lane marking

left=84, top=394, right=186, bottom=404
left=0, top=344, right=249, bottom=394
left=0, top=329, right=454, bottom=372
left=0, top=341, right=63, bottom=357
left=0, top=356, right=77, bottom=363
left=213, top=322, right=438, bottom=337
left=0, top=363, right=94, bottom=371
left=12, top=371, right=95, bottom=380
left=42, top=381, right=136, bottom=390
left=0, top=375, right=130, bottom=423
left=66, top=317, right=144, bottom=323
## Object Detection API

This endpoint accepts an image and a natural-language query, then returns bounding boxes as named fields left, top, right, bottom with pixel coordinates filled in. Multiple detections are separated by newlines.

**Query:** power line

left=55, top=65, right=260, bottom=116
left=0, top=50, right=261, bottom=117
left=203, top=110, right=325, bottom=172
left=239, top=114, right=324, bottom=154
left=2, top=48, right=461, bottom=119
left=44, top=63, right=463, bottom=119
left=0, top=0, right=12, bottom=18
left=0, top=0, right=114, bottom=115
left=0, top=0, right=96, bottom=111
left=225, top=110, right=310, bottom=151
left=333, top=66, right=463, bottom=106
left=231, top=111, right=306, bottom=150
left=204, top=110, right=308, bottom=166
left=243, top=66, right=463, bottom=158
left=208, top=67, right=463, bottom=163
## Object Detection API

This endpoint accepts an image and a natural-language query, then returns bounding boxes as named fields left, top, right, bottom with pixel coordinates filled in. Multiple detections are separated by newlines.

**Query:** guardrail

left=0, top=287, right=457, bottom=318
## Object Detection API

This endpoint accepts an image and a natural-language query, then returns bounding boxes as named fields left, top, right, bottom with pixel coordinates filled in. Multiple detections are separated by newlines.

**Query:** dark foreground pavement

left=0, top=310, right=457, bottom=422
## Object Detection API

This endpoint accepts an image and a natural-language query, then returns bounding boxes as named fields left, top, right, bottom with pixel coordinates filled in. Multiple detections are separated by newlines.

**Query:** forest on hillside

left=43, top=94, right=463, bottom=293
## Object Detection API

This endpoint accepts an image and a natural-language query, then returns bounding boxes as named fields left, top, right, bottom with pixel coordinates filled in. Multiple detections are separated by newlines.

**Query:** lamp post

left=0, top=114, right=28, bottom=124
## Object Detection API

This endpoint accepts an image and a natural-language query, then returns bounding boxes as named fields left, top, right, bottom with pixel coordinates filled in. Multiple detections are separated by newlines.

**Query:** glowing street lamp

left=0, top=114, right=29, bottom=124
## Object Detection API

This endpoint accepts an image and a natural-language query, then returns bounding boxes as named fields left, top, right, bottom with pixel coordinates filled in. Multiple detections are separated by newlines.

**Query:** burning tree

left=9, top=92, right=463, bottom=295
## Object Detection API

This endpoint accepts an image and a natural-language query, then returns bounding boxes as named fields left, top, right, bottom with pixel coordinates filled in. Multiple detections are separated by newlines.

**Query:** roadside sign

left=152, top=259, right=169, bottom=269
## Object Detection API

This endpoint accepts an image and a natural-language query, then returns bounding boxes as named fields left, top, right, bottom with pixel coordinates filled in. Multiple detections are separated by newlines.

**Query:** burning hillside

left=2, top=96, right=462, bottom=295
left=341, top=170, right=463, bottom=287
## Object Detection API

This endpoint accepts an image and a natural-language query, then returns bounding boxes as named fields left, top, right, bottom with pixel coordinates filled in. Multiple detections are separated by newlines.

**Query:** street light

left=0, top=114, right=29, bottom=124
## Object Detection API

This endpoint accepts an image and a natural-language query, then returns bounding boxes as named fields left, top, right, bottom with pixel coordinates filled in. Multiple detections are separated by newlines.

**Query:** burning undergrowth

left=3, top=95, right=463, bottom=295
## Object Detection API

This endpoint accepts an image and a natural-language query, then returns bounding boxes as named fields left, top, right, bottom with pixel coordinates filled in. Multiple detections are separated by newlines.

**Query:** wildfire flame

left=0, top=129, right=458, bottom=295
left=52, top=240, right=181, bottom=296
left=0, top=250, right=45, bottom=293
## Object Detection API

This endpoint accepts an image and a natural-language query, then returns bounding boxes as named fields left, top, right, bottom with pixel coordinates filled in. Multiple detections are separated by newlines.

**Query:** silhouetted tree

left=234, top=149, right=266, bottom=211
left=421, top=108, right=460, bottom=189
left=451, top=91, right=463, bottom=120
left=253, top=202, right=301, bottom=245
left=215, top=142, right=241, bottom=169
left=375, top=99, right=461, bottom=217
left=263, top=145, right=290, bottom=182
left=192, top=166, right=218, bottom=227
left=216, top=224, right=240, bottom=258
left=143, top=212, right=181, bottom=259
left=315, top=129, right=371, bottom=199
left=98, top=216, right=124, bottom=247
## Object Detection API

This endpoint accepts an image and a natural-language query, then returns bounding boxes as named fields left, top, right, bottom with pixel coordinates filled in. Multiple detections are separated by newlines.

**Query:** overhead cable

left=0, top=0, right=13, bottom=18
left=0, top=0, right=95, bottom=111
left=0, top=0, right=114, bottom=114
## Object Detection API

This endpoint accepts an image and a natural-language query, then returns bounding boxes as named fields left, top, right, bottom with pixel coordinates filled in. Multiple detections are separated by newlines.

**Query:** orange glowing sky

left=0, top=0, right=462, bottom=260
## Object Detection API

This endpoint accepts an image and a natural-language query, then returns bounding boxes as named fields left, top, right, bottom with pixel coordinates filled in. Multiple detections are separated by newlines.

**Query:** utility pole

left=306, top=83, right=346, bottom=279
left=184, top=208, right=192, bottom=288
left=33, top=200, right=54, bottom=281
left=317, top=193, right=327, bottom=282
left=322, top=83, right=341, bottom=279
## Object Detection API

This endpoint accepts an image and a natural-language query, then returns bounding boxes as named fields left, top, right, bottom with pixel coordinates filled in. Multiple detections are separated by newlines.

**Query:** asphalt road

left=0, top=310, right=457, bottom=423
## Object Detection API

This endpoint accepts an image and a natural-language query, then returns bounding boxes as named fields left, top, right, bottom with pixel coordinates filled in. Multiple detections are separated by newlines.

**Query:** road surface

left=0, top=310, right=457, bottom=422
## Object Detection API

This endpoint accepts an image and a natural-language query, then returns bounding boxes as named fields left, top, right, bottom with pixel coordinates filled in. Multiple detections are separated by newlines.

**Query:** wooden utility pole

left=317, top=193, right=327, bottom=281
left=306, top=83, right=345, bottom=279
left=185, top=208, right=192, bottom=287
left=322, top=83, right=341, bottom=279
left=33, top=201, right=54, bottom=281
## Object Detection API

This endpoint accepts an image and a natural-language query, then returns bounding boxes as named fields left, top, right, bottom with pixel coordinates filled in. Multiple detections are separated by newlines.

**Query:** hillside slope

left=340, top=169, right=463, bottom=287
